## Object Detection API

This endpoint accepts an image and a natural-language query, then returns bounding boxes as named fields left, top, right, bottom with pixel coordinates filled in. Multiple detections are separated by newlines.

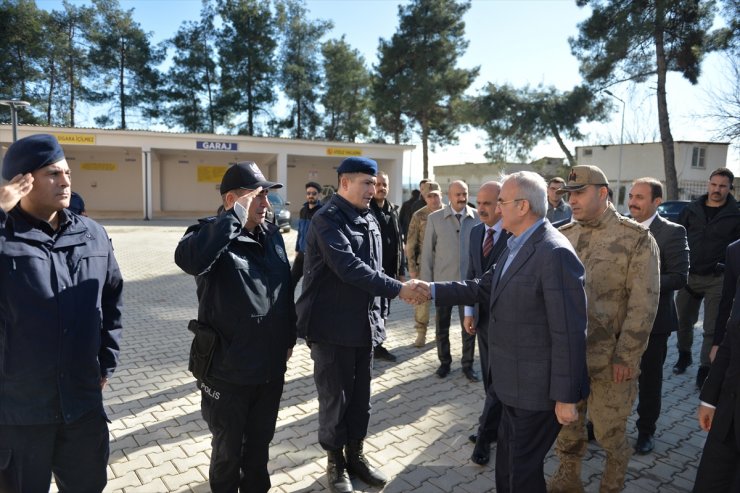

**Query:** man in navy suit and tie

left=462, top=181, right=510, bottom=465
left=420, top=171, right=589, bottom=492
left=627, top=178, right=689, bottom=455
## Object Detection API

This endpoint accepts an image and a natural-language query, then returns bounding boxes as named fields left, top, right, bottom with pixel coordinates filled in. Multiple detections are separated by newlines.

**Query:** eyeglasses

left=497, top=198, right=526, bottom=206
left=306, top=191, right=319, bottom=196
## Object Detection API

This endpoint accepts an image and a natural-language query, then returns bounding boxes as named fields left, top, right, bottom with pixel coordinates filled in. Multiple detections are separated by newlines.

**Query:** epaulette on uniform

left=617, top=214, right=649, bottom=233
left=558, top=221, right=577, bottom=232
left=325, top=204, right=339, bottom=215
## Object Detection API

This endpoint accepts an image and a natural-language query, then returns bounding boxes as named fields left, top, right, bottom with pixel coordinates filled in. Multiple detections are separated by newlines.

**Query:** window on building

left=691, top=147, right=706, bottom=169
left=583, top=149, right=593, bottom=156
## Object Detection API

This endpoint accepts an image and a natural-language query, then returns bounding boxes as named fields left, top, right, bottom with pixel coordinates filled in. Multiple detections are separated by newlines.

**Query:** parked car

left=266, top=192, right=291, bottom=233
left=657, top=200, right=690, bottom=223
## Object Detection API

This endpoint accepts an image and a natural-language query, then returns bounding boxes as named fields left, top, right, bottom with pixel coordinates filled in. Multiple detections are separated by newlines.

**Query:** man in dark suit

left=693, top=273, right=740, bottom=492
left=424, top=171, right=589, bottom=492
left=627, top=178, right=690, bottom=454
left=462, top=181, right=510, bottom=465
left=712, top=238, right=740, bottom=359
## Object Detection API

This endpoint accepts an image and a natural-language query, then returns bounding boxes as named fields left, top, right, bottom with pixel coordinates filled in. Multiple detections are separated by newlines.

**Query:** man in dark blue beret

left=0, top=134, right=124, bottom=493
left=297, top=156, right=428, bottom=493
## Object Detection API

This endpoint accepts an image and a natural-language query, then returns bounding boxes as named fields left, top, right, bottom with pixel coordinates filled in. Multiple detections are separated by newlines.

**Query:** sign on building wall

left=326, top=147, right=362, bottom=157
left=81, top=162, right=117, bottom=171
left=55, top=133, right=96, bottom=145
left=196, top=141, right=238, bottom=151
left=197, top=165, right=228, bottom=183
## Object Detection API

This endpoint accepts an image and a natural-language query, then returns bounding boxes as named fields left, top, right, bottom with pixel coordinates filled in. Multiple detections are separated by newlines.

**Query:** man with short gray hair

left=427, top=170, right=589, bottom=491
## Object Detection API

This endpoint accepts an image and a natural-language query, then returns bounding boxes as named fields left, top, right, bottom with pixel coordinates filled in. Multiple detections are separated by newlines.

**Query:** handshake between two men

left=398, top=279, right=431, bottom=305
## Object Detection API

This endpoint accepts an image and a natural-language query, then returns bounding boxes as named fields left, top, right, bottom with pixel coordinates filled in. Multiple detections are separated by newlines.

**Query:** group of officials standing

left=3, top=132, right=740, bottom=493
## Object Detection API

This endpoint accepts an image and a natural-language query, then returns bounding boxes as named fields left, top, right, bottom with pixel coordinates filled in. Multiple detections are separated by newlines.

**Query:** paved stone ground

left=82, top=219, right=708, bottom=492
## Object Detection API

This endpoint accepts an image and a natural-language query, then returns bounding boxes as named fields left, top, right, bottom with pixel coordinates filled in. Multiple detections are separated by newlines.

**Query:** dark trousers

left=477, top=328, right=502, bottom=441
left=496, top=404, right=561, bottom=493
left=291, top=251, right=305, bottom=289
left=0, top=409, right=109, bottom=493
left=436, top=305, right=475, bottom=369
left=693, top=422, right=740, bottom=492
left=311, top=343, right=373, bottom=451
left=200, top=378, right=284, bottom=493
left=636, top=332, right=670, bottom=435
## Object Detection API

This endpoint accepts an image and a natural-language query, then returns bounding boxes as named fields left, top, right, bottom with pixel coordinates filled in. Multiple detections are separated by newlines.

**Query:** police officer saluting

left=297, top=157, right=426, bottom=493
left=0, top=134, right=124, bottom=492
left=175, top=161, right=296, bottom=493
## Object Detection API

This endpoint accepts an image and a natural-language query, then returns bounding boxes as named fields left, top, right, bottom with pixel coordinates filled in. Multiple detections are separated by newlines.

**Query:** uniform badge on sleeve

left=275, top=244, right=288, bottom=263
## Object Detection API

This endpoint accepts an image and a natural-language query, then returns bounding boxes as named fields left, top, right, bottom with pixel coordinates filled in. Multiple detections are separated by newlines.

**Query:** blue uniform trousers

left=0, top=409, right=109, bottom=493
left=311, top=343, right=373, bottom=451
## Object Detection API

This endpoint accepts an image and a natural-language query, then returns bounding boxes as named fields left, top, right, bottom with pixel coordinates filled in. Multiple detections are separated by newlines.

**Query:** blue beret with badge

left=336, top=157, right=378, bottom=176
left=2, top=134, right=66, bottom=180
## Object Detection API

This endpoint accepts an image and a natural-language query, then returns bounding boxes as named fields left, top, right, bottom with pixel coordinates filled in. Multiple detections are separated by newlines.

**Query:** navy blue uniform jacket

left=296, top=194, right=403, bottom=347
left=435, top=221, right=589, bottom=411
left=175, top=211, right=296, bottom=387
left=0, top=207, right=123, bottom=425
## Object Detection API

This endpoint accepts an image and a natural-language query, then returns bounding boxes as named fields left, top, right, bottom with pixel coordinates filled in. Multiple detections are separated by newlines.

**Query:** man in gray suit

left=421, top=180, right=480, bottom=380
left=424, top=171, right=589, bottom=492
left=627, top=178, right=689, bottom=455
left=462, top=181, right=510, bottom=465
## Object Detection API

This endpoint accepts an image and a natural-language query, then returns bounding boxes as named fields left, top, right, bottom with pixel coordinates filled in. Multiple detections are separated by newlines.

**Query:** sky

left=36, top=0, right=738, bottom=183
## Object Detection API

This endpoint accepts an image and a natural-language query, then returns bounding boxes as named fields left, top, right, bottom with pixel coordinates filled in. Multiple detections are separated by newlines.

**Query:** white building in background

left=432, top=157, right=567, bottom=199
left=576, top=141, right=731, bottom=209
left=0, top=125, right=414, bottom=219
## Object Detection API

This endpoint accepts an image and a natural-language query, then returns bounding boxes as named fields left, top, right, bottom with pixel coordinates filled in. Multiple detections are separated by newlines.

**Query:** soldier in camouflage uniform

left=405, top=182, right=443, bottom=347
left=549, top=166, right=660, bottom=493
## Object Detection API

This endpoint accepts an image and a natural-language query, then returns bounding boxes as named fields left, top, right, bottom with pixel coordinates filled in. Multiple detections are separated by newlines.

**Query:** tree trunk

left=119, top=37, right=126, bottom=130
left=654, top=2, right=678, bottom=199
left=550, top=124, right=576, bottom=166
left=47, top=60, right=55, bottom=125
left=421, top=115, right=430, bottom=179
left=68, top=24, right=76, bottom=127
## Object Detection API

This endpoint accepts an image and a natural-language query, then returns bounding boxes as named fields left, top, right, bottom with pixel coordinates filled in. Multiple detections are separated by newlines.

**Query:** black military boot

left=345, top=439, right=388, bottom=487
left=327, top=449, right=353, bottom=493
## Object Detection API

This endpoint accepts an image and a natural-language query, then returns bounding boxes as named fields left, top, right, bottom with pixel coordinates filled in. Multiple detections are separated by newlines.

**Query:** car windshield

left=658, top=202, right=685, bottom=213
left=268, top=192, right=284, bottom=206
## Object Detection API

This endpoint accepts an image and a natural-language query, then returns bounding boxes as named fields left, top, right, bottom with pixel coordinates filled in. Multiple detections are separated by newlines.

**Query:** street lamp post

left=0, top=100, right=31, bottom=142
left=604, top=90, right=625, bottom=210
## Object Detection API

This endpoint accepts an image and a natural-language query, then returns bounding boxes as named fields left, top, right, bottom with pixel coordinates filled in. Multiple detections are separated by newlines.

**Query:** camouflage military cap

left=426, top=181, right=442, bottom=196
left=558, top=165, right=609, bottom=193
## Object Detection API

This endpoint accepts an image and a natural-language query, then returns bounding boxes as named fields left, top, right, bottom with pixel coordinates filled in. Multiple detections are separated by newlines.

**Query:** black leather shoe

left=471, top=435, right=491, bottom=465
left=436, top=364, right=451, bottom=378
left=374, top=344, right=397, bottom=362
left=673, top=351, right=692, bottom=374
left=696, top=365, right=710, bottom=389
left=462, top=367, right=480, bottom=382
left=327, top=449, right=353, bottom=493
left=635, top=432, right=654, bottom=455
left=469, top=432, right=496, bottom=444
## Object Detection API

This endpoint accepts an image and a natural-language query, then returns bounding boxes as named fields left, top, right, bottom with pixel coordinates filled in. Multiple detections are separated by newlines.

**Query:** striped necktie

left=482, top=228, right=494, bottom=259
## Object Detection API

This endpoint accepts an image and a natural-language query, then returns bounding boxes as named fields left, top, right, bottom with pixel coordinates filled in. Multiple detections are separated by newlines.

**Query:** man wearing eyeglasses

left=292, top=181, right=323, bottom=288
left=549, top=165, right=660, bottom=493
left=424, top=171, right=588, bottom=492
